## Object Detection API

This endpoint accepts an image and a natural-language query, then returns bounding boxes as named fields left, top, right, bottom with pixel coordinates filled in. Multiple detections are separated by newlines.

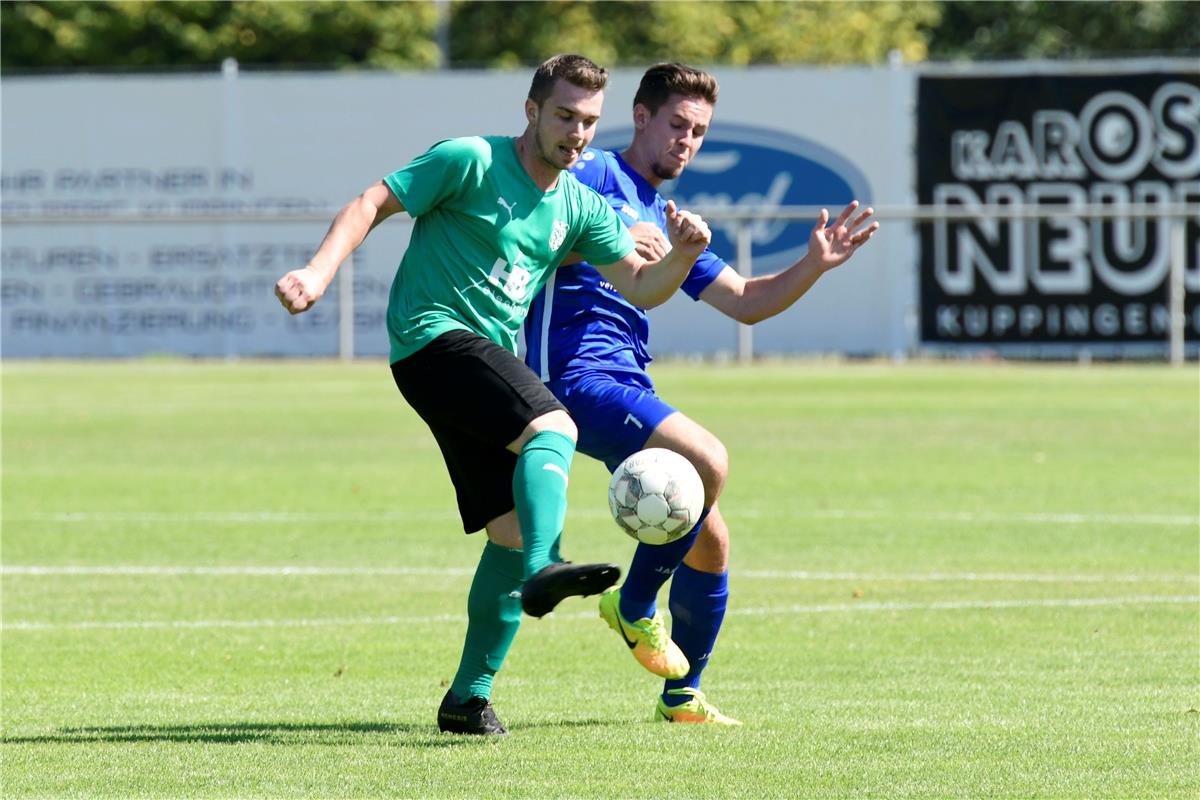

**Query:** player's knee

left=540, top=410, right=577, bottom=443
left=696, top=438, right=729, bottom=506
left=516, top=409, right=577, bottom=450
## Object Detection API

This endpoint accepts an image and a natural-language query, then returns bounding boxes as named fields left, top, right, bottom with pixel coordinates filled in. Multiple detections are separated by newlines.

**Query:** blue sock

left=618, top=508, right=709, bottom=622
left=663, top=563, right=728, bottom=705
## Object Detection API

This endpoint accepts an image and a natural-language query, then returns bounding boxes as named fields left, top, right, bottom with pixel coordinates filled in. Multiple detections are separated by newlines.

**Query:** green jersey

left=383, top=136, right=636, bottom=362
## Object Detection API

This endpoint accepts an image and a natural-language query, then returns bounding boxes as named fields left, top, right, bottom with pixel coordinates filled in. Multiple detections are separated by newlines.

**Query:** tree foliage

left=929, top=1, right=1200, bottom=60
left=446, top=1, right=942, bottom=67
left=0, top=1, right=443, bottom=71
left=1, top=0, right=1196, bottom=72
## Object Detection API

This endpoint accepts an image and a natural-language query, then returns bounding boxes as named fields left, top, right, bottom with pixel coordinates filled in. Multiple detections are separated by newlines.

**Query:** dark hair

left=633, top=63, right=719, bottom=114
left=528, top=54, right=609, bottom=106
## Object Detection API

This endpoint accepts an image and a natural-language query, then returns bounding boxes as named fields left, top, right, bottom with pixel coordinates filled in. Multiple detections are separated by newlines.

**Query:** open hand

left=810, top=201, right=879, bottom=272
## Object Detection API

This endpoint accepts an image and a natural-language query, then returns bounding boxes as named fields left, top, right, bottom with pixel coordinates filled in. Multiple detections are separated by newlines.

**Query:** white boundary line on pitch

left=5, top=509, right=1197, bottom=526
left=3, top=595, right=1196, bottom=632
left=2, top=565, right=475, bottom=577
left=742, top=569, right=1200, bottom=584
left=3, top=564, right=1198, bottom=585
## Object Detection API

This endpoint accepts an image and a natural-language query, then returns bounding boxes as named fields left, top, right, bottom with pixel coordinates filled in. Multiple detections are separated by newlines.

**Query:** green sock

left=512, top=430, right=575, bottom=580
left=449, top=541, right=524, bottom=701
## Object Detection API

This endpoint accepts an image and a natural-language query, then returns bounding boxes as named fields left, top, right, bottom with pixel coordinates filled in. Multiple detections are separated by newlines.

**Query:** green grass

left=2, top=360, right=1198, bottom=799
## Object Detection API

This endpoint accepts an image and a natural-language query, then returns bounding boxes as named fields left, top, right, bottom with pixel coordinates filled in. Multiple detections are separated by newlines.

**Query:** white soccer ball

left=608, top=448, right=705, bottom=545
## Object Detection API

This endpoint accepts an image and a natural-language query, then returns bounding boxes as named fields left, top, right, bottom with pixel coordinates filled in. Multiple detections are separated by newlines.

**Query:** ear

left=525, top=98, right=539, bottom=126
left=633, top=103, right=651, bottom=130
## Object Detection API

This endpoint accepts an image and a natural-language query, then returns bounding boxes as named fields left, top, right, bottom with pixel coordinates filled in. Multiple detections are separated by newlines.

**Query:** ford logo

left=594, top=123, right=872, bottom=271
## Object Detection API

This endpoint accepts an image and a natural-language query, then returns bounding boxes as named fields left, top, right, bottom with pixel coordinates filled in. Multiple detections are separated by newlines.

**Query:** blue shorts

left=548, top=370, right=677, bottom=473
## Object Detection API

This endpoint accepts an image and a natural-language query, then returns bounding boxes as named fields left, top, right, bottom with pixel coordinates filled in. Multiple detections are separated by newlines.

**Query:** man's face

left=635, top=93, right=714, bottom=181
left=526, top=79, right=605, bottom=171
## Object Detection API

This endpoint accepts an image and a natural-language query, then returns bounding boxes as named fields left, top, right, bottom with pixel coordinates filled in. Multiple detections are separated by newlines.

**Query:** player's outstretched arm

left=592, top=201, right=712, bottom=309
left=275, top=181, right=404, bottom=315
left=557, top=222, right=668, bottom=269
left=699, top=200, right=878, bottom=324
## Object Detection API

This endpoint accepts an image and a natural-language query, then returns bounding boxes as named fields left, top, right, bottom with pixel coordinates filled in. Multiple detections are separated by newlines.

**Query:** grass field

left=2, top=360, right=1198, bottom=799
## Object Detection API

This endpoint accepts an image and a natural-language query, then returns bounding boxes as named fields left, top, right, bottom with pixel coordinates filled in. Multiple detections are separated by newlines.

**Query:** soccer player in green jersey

left=274, top=54, right=712, bottom=735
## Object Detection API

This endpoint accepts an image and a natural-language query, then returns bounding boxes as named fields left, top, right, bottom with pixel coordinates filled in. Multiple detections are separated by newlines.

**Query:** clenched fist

left=274, top=267, right=327, bottom=314
left=664, top=199, right=711, bottom=261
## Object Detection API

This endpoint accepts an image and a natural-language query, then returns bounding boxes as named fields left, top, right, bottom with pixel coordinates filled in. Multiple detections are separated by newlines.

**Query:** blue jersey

left=524, top=148, right=728, bottom=382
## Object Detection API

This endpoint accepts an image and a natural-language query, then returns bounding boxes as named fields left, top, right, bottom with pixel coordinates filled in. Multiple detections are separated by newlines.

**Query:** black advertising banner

left=917, top=71, right=1199, bottom=347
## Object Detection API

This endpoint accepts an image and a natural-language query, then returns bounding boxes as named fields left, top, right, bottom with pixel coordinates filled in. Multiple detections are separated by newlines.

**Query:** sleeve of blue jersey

left=653, top=194, right=727, bottom=300
left=680, top=245, right=728, bottom=301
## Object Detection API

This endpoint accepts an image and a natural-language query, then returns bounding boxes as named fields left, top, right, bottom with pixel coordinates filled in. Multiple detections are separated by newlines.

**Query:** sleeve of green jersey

left=383, top=137, right=485, bottom=217
left=571, top=189, right=637, bottom=266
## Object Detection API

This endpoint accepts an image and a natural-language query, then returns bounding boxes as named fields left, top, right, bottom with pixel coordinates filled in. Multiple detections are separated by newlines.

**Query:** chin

left=548, top=147, right=579, bottom=170
left=652, top=163, right=684, bottom=181
left=540, top=152, right=568, bottom=171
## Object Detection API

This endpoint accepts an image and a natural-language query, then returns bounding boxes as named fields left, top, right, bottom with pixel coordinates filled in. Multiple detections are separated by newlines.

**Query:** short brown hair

left=528, top=54, right=609, bottom=106
left=633, top=63, right=719, bottom=114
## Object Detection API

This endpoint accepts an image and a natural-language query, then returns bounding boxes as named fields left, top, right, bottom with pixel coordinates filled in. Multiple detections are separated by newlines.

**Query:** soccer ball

left=608, top=448, right=704, bottom=545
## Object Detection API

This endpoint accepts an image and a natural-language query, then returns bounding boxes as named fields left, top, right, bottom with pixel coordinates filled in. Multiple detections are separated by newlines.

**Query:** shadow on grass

left=515, top=718, right=623, bottom=731
left=4, top=717, right=626, bottom=747
left=2, top=721, right=487, bottom=748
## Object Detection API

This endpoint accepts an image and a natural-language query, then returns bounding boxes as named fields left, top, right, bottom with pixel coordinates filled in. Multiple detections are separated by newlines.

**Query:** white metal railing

left=701, top=203, right=1198, bottom=366
left=3, top=203, right=1197, bottom=364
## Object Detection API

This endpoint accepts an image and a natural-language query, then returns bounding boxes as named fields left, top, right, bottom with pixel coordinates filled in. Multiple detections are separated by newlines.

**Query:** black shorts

left=390, top=329, right=567, bottom=533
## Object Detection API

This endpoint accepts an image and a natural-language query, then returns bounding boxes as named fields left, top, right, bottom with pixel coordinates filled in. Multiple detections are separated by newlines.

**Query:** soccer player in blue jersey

left=275, top=55, right=712, bottom=735
left=525, top=63, right=878, bottom=724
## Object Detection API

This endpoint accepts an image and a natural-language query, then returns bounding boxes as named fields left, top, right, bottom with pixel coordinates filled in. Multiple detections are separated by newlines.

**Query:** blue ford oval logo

left=594, top=123, right=872, bottom=271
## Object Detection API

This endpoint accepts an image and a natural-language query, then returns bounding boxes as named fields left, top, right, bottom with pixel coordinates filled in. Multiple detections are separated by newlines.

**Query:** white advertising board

left=1, top=66, right=914, bottom=358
